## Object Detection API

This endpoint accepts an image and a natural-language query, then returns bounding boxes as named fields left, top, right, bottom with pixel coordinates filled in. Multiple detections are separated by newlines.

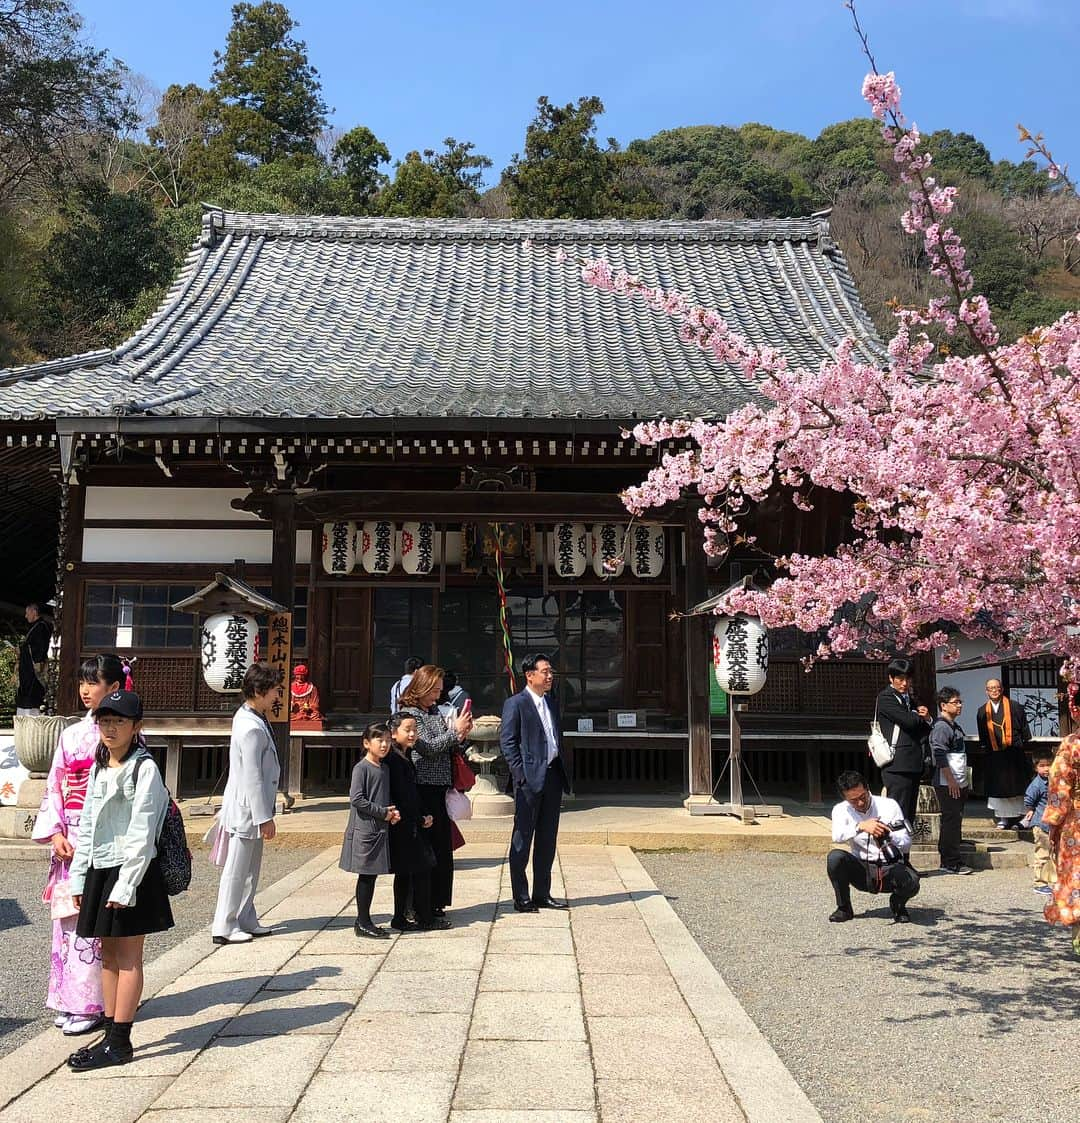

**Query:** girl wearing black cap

left=67, top=690, right=173, bottom=1070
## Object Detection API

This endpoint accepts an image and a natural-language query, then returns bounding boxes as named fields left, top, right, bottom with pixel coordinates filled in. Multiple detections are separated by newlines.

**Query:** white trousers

left=212, top=833, right=264, bottom=937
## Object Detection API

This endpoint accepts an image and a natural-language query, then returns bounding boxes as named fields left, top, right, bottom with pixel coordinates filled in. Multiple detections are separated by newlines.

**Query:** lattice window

left=131, top=656, right=195, bottom=712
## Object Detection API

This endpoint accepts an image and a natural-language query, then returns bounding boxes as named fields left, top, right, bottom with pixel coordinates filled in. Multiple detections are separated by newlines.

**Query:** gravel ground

left=639, top=851, right=1080, bottom=1123
left=0, top=846, right=327, bottom=1058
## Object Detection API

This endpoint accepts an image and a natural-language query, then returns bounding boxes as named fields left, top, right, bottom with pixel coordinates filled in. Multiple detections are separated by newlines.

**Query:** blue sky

left=76, top=0, right=1078, bottom=184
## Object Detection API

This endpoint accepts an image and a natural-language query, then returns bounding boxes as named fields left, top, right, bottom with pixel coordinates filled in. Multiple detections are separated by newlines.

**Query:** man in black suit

left=876, top=656, right=933, bottom=829
left=499, top=653, right=573, bottom=912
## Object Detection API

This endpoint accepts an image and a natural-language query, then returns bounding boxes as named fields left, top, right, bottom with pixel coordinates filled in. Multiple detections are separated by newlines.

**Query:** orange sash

left=984, top=698, right=1012, bottom=751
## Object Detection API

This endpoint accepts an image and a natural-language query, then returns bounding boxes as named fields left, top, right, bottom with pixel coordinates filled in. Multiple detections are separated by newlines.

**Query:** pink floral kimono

left=32, top=712, right=104, bottom=1016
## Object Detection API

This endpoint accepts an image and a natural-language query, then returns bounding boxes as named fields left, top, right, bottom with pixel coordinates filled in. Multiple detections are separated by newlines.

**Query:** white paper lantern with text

left=400, top=521, right=436, bottom=575
left=321, top=521, right=357, bottom=575
left=712, top=614, right=768, bottom=696
left=201, top=612, right=258, bottom=693
left=551, top=521, right=588, bottom=578
left=361, top=519, right=397, bottom=574
left=630, top=522, right=665, bottom=577
left=591, top=523, right=625, bottom=578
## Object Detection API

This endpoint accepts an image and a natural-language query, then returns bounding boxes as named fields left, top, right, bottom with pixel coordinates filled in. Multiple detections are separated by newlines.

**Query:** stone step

left=0, top=838, right=47, bottom=860
left=911, top=839, right=1031, bottom=870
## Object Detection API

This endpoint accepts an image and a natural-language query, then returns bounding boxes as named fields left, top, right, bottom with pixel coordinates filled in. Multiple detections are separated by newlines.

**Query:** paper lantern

left=630, top=522, right=665, bottom=578
left=321, top=521, right=357, bottom=575
left=400, top=521, right=436, bottom=575
left=591, top=523, right=625, bottom=578
left=201, top=613, right=258, bottom=693
left=713, top=614, right=769, bottom=696
left=361, top=519, right=397, bottom=574
left=551, top=521, right=588, bottom=578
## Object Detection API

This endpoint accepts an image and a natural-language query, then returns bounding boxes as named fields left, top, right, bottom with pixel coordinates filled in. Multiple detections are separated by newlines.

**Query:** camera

left=878, top=821, right=906, bottom=864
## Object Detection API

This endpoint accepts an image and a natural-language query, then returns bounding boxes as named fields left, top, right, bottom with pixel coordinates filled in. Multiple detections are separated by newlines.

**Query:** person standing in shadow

left=500, top=654, right=573, bottom=913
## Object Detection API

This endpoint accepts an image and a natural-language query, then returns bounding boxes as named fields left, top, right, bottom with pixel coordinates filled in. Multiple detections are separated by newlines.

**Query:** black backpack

left=133, top=755, right=192, bottom=895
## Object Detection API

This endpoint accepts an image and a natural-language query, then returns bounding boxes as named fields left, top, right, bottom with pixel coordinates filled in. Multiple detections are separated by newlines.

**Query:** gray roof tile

left=0, top=212, right=885, bottom=423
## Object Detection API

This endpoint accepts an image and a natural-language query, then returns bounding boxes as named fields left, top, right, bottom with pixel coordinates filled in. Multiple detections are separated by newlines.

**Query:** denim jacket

left=1024, top=773, right=1049, bottom=832
left=69, top=750, right=168, bottom=907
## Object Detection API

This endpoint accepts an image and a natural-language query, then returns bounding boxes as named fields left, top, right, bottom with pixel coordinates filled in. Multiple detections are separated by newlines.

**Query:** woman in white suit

left=211, top=663, right=284, bottom=945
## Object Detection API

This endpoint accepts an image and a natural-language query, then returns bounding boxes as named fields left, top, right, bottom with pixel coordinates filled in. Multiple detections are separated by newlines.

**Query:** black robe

left=975, top=697, right=1031, bottom=799
left=387, top=749, right=435, bottom=875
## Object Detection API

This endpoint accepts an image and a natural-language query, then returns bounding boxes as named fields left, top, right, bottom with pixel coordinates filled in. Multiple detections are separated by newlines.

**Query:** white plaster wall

left=83, top=529, right=310, bottom=564
left=936, top=637, right=1000, bottom=709
left=85, top=486, right=259, bottom=521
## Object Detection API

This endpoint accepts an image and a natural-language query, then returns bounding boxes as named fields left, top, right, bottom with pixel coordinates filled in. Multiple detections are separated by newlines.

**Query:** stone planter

left=465, top=715, right=514, bottom=817
left=13, top=714, right=78, bottom=776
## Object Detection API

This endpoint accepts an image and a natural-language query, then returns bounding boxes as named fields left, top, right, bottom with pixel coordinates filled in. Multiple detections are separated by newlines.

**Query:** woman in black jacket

left=875, top=657, right=932, bottom=828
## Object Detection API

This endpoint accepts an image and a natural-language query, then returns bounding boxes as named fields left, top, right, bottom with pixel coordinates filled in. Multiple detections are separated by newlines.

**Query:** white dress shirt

left=831, top=794, right=912, bottom=862
left=527, top=686, right=559, bottom=765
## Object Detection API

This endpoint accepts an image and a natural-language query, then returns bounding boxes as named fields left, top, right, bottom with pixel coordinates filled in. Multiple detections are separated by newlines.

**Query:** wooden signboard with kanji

left=265, top=610, right=292, bottom=724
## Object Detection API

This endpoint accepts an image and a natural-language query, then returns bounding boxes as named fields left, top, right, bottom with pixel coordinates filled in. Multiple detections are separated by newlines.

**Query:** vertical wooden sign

left=266, top=610, right=293, bottom=725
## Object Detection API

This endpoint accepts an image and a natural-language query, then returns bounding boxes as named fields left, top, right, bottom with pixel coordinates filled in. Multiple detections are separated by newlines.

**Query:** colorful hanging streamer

left=492, top=522, right=517, bottom=694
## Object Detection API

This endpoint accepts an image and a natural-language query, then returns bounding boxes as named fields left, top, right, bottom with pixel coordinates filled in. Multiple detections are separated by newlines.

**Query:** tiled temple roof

left=0, top=211, right=884, bottom=423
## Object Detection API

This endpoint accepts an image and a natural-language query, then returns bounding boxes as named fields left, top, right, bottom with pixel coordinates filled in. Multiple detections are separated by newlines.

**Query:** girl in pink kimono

left=33, top=654, right=126, bottom=1035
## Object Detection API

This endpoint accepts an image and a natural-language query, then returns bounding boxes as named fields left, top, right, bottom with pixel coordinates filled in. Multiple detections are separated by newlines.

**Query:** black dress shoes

left=354, top=921, right=390, bottom=939
left=513, top=898, right=539, bottom=913
left=532, top=896, right=568, bottom=910
left=68, top=1042, right=132, bottom=1071
left=828, top=906, right=854, bottom=923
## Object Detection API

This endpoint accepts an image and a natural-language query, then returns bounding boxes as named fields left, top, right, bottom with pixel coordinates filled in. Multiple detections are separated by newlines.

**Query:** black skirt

left=76, top=858, right=175, bottom=938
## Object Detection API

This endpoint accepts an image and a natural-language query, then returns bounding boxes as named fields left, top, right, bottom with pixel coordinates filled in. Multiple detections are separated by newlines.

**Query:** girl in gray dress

left=340, top=723, right=399, bottom=938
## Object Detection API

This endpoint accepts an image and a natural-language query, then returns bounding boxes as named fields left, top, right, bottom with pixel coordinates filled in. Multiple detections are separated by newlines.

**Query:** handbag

left=867, top=701, right=901, bottom=768
left=452, top=752, right=477, bottom=793
left=48, top=876, right=80, bottom=921
left=449, top=820, right=466, bottom=851
left=445, top=787, right=473, bottom=822
left=204, top=819, right=230, bottom=868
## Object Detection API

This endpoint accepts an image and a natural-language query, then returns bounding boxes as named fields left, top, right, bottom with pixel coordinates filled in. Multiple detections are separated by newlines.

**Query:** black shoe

left=68, top=1042, right=132, bottom=1071
left=390, top=916, right=419, bottom=932
left=892, top=908, right=911, bottom=924
left=416, top=917, right=452, bottom=931
left=828, top=906, right=854, bottom=923
left=354, top=921, right=390, bottom=939
left=532, top=896, right=568, bottom=910
left=513, top=898, right=539, bottom=913
left=431, top=907, right=447, bottom=918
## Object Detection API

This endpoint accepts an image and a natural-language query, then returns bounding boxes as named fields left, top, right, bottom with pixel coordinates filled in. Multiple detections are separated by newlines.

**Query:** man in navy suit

left=500, top=653, right=573, bottom=912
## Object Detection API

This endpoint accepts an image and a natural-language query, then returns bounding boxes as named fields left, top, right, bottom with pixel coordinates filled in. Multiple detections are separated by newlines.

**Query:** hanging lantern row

left=712, top=613, right=769, bottom=696
left=202, top=612, right=259, bottom=694
left=320, top=521, right=436, bottom=576
left=548, top=522, right=666, bottom=579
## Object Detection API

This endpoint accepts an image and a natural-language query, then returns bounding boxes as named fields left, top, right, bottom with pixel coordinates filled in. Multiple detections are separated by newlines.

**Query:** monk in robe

left=975, top=678, right=1032, bottom=828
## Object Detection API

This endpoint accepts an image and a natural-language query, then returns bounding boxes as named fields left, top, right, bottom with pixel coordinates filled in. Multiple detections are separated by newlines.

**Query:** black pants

left=934, top=781, right=969, bottom=867
left=879, top=767, right=921, bottom=828
left=827, top=849, right=920, bottom=911
left=509, top=761, right=564, bottom=903
left=393, top=871, right=432, bottom=925
left=418, top=784, right=453, bottom=909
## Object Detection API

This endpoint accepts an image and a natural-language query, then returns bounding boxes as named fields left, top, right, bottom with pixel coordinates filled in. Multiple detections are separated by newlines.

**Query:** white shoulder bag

left=867, top=701, right=900, bottom=768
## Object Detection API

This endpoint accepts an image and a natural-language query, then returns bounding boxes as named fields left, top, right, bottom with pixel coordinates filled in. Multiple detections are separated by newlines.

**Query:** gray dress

left=339, top=758, right=391, bottom=875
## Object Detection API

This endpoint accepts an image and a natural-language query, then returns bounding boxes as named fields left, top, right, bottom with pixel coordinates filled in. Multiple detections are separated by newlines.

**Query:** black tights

left=354, top=874, right=377, bottom=926
left=393, top=872, right=432, bottom=925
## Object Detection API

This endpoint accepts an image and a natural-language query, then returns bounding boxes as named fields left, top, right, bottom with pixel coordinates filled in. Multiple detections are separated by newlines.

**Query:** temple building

left=1, top=210, right=906, bottom=801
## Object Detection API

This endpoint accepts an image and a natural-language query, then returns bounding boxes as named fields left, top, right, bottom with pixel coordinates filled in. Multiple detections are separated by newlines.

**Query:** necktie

left=539, top=698, right=557, bottom=764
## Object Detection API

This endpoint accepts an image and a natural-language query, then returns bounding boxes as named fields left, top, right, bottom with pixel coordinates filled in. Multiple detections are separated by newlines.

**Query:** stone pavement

left=0, top=844, right=821, bottom=1123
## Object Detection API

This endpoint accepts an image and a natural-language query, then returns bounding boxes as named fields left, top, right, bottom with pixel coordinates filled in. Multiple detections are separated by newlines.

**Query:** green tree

left=35, top=184, right=175, bottom=353
left=992, top=158, right=1050, bottom=198
left=210, top=2, right=329, bottom=165
left=0, top=0, right=132, bottom=200
left=376, top=139, right=492, bottom=217
left=925, top=129, right=994, bottom=182
left=332, top=125, right=390, bottom=209
left=505, top=96, right=652, bottom=218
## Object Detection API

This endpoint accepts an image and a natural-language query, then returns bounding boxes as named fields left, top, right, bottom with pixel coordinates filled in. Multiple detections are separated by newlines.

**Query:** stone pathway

left=0, top=845, right=821, bottom=1123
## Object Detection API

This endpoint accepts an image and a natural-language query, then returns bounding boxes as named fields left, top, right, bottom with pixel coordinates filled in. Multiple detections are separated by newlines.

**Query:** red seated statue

left=290, top=663, right=324, bottom=730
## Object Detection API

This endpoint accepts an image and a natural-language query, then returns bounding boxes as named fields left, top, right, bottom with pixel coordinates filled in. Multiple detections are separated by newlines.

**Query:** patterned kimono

left=32, top=712, right=104, bottom=1015
left=1042, top=736, right=1080, bottom=950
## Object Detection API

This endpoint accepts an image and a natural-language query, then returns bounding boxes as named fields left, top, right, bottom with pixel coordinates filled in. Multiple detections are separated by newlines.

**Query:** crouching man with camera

left=827, top=770, right=920, bottom=924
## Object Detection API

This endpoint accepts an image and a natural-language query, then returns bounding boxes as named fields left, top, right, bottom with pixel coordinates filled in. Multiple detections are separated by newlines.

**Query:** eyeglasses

left=97, top=715, right=134, bottom=728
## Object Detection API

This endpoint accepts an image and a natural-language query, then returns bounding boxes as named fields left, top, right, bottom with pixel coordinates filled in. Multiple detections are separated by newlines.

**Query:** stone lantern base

left=465, top=716, right=515, bottom=817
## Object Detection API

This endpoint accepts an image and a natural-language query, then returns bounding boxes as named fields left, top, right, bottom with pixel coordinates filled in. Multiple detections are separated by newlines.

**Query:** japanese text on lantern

left=223, top=615, right=251, bottom=692
left=331, top=523, right=350, bottom=573
left=724, top=617, right=751, bottom=693
left=557, top=523, right=574, bottom=574
left=266, top=611, right=292, bottom=722
left=417, top=523, right=434, bottom=572
left=375, top=521, right=393, bottom=572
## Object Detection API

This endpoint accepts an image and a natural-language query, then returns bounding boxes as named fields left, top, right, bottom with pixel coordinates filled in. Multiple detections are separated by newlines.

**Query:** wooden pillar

left=269, top=489, right=298, bottom=800
left=684, top=506, right=712, bottom=799
left=57, top=483, right=86, bottom=714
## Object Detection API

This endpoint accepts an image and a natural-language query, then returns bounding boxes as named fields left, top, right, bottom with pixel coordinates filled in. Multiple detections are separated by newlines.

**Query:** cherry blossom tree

left=570, top=17, right=1080, bottom=677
